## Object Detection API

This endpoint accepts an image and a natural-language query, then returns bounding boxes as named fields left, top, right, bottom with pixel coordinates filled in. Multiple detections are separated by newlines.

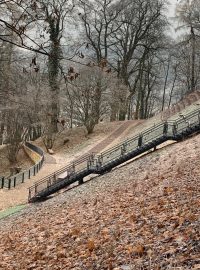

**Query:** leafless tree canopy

left=1, top=0, right=200, bottom=164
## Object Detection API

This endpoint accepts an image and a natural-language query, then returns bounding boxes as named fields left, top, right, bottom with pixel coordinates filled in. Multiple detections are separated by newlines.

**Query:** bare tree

left=78, top=0, right=122, bottom=63
left=0, top=0, right=76, bottom=149
left=113, top=0, right=168, bottom=119
left=79, top=0, right=168, bottom=120
left=176, top=0, right=200, bottom=92
left=63, top=66, right=113, bottom=134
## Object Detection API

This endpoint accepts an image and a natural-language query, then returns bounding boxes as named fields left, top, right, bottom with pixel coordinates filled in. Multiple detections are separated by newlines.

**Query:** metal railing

left=1, top=142, right=44, bottom=189
left=28, top=153, right=95, bottom=200
left=28, top=108, right=200, bottom=202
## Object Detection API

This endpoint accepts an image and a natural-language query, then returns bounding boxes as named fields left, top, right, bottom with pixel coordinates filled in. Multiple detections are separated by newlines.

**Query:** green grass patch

left=0, top=204, right=27, bottom=220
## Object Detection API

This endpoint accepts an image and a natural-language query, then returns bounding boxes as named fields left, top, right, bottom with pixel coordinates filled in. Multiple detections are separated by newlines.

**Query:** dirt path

left=78, top=120, right=142, bottom=156
left=0, top=120, right=141, bottom=211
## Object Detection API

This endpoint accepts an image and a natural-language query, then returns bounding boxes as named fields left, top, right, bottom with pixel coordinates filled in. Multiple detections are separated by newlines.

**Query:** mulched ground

left=0, top=133, right=199, bottom=270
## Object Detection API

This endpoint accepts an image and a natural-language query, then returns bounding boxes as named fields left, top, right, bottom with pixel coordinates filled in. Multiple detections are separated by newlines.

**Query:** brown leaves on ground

left=0, top=134, right=200, bottom=269
left=87, top=239, right=96, bottom=252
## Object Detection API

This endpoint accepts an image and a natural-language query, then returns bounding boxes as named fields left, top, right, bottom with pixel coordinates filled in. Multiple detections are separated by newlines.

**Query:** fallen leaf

left=87, top=239, right=95, bottom=252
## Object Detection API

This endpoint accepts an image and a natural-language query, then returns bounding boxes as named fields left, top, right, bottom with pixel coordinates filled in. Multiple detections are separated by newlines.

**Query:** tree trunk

left=168, top=71, right=177, bottom=108
left=126, top=95, right=132, bottom=120
left=144, top=81, right=152, bottom=119
left=110, top=104, right=117, bottom=121
left=0, top=122, right=4, bottom=145
left=139, top=73, right=148, bottom=119
left=162, top=57, right=170, bottom=111
left=94, top=84, right=101, bottom=124
left=47, top=34, right=61, bottom=147
left=191, top=26, right=196, bottom=92
left=119, top=110, right=126, bottom=121
left=118, top=62, right=129, bottom=121
left=135, top=58, right=145, bottom=119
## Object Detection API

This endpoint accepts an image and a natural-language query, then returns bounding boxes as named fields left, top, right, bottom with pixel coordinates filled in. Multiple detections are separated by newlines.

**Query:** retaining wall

left=0, top=142, right=44, bottom=189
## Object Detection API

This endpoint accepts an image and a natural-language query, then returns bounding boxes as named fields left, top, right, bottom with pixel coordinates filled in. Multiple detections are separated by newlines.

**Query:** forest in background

left=0, top=0, right=200, bottom=163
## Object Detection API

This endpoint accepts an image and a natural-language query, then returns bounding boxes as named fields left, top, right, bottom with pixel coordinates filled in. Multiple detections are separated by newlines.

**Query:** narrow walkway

left=78, top=120, right=141, bottom=158
left=29, top=107, right=200, bottom=202
left=0, top=120, right=142, bottom=210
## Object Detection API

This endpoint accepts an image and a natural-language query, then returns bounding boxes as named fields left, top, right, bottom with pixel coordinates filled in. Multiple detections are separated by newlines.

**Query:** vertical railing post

left=198, top=111, right=200, bottom=124
left=187, top=120, right=191, bottom=128
left=28, top=169, right=31, bottom=179
left=47, top=178, right=51, bottom=188
left=121, top=143, right=126, bottom=155
left=87, top=154, right=94, bottom=169
left=14, top=177, right=16, bottom=188
left=97, top=155, right=103, bottom=169
left=163, top=122, right=168, bottom=135
left=8, top=179, right=11, bottom=189
left=22, top=173, right=24, bottom=183
left=72, top=163, right=75, bottom=174
left=138, top=134, right=143, bottom=148
left=1, top=177, right=4, bottom=189
left=34, top=166, right=36, bottom=176
left=173, top=122, right=177, bottom=136
left=87, top=158, right=91, bottom=169
left=28, top=189, right=31, bottom=202
left=79, top=178, right=84, bottom=185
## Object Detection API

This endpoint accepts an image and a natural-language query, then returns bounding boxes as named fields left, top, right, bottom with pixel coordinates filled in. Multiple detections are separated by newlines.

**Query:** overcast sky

left=168, top=0, right=177, bottom=17
left=167, top=0, right=178, bottom=38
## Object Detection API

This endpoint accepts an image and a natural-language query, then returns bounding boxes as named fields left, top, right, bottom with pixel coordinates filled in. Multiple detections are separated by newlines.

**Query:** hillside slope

left=0, top=120, right=138, bottom=211
left=0, top=146, right=33, bottom=177
left=0, top=132, right=199, bottom=269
